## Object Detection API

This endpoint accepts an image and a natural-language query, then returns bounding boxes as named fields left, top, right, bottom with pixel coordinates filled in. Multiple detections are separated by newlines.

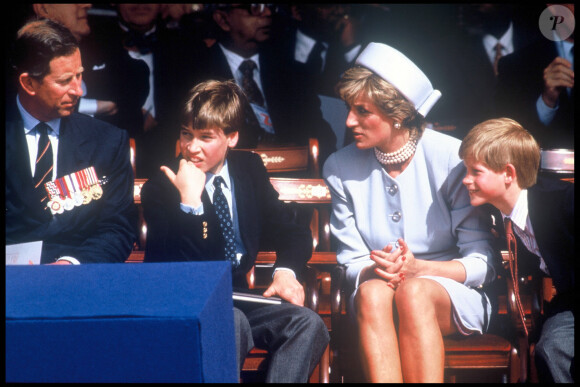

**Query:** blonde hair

left=182, top=79, right=247, bottom=135
left=336, top=66, right=426, bottom=136
left=459, top=118, right=540, bottom=188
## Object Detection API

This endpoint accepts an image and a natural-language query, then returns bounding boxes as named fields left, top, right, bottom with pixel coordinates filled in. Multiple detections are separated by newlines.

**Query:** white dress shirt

left=501, top=190, right=549, bottom=274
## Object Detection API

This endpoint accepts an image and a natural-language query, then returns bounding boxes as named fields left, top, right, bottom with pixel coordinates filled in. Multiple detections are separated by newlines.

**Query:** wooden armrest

left=303, top=265, right=319, bottom=312
left=330, top=265, right=346, bottom=328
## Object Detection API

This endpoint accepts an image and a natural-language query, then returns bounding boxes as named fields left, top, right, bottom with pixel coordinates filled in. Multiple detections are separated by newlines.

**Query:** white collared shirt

left=501, top=190, right=549, bottom=274
left=482, top=22, right=514, bottom=66
left=219, top=43, right=265, bottom=99
left=17, top=96, right=60, bottom=179
left=294, top=29, right=328, bottom=68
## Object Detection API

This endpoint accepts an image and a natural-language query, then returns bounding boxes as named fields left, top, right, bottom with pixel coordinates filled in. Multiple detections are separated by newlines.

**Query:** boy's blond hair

left=181, top=79, right=248, bottom=135
left=459, top=118, right=540, bottom=189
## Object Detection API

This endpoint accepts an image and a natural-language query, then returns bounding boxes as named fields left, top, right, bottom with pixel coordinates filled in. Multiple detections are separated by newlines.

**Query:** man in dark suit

left=141, top=80, right=329, bottom=382
left=190, top=4, right=336, bottom=165
left=426, top=4, right=541, bottom=139
left=460, top=118, right=574, bottom=383
left=6, top=19, right=137, bottom=264
left=495, top=4, right=574, bottom=150
left=86, top=4, right=207, bottom=178
left=32, top=3, right=150, bottom=141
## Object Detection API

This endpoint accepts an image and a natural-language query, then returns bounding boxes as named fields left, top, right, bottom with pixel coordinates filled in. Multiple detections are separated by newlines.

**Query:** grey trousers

left=534, top=310, right=574, bottom=383
left=234, top=303, right=329, bottom=383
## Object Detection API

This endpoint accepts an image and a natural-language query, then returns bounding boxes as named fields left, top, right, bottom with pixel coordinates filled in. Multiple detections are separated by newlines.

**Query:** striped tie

left=33, top=122, right=53, bottom=204
left=504, top=217, right=528, bottom=337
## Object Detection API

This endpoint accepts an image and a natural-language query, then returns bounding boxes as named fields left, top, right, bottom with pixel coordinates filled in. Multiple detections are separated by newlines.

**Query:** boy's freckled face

left=179, top=126, right=238, bottom=174
left=462, top=158, right=507, bottom=207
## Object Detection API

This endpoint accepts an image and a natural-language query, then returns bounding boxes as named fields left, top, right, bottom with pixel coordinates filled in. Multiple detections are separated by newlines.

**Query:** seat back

left=540, top=148, right=574, bottom=183
left=129, top=138, right=137, bottom=177
left=128, top=176, right=333, bottom=256
left=239, top=138, right=321, bottom=177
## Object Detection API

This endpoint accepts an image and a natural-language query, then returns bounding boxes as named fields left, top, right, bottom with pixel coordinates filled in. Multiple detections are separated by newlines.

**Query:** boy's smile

left=462, top=158, right=508, bottom=209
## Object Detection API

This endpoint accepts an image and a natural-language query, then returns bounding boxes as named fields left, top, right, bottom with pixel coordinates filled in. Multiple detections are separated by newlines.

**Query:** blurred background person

left=495, top=4, right=574, bottom=150
left=32, top=3, right=150, bottom=142
left=189, top=4, right=336, bottom=163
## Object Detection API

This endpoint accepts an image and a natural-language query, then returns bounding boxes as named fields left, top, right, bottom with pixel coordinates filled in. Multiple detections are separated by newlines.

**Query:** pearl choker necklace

left=374, top=132, right=418, bottom=165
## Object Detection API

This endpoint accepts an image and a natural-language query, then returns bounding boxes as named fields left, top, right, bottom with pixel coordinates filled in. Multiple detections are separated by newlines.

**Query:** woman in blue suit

left=322, top=43, right=498, bottom=382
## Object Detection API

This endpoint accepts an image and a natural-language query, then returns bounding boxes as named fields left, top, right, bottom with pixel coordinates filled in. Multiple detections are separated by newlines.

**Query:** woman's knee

left=395, top=279, right=439, bottom=318
left=355, top=280, right=393, bottom=320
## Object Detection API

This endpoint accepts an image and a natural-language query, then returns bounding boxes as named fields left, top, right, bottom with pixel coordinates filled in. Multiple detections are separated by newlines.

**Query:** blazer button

left=388, top=184, right=398, bottom=196
left=391, top=211, right=402, bottom=222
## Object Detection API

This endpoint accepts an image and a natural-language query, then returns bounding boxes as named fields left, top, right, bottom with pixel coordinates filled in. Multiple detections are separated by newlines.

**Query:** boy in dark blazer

left=6, top=19, right=137, bottom=264
left=141, top=80, right=329, bottom=382
left=459, top=118, right=574, bottom=383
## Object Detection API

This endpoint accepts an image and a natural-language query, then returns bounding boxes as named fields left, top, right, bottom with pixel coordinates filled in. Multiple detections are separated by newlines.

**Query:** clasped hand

left=370, top=238, right=416, bottom=290
left=542, top=56, right=574, bottom=108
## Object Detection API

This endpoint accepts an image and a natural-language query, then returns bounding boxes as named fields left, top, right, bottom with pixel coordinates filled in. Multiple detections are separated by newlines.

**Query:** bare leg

left=355, top=279, right=402, bottom=382
left=395, top=278, right=457, bottom=383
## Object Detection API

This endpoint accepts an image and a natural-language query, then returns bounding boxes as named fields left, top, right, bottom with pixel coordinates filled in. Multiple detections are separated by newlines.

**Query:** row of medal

left=44, top=166, right=103, bottom=215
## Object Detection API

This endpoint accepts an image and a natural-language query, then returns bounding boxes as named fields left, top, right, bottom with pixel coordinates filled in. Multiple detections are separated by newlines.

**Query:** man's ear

left=19, top=73, right=38, bottom=96
left=227, top=131, right=239, bottom=148
left=212, top=10, right=231, bottom=32
left=504, top=163, right=517, bottom=184
left=32, top=4, right=49, bottom=18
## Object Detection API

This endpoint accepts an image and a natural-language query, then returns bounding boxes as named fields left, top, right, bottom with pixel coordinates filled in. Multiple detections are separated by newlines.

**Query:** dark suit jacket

left=6, top=99, right=138, bottom=264
left=495, top=38, right=574, bottom=149
left=141, top=150, right=313, bottom=288
left=497, top=175, right=574, bottom=315
left=190, top=44, right=336, bottom=164
left=79, top=28, right=150, bottom=139
left=426, top=20, right=538, bottom=140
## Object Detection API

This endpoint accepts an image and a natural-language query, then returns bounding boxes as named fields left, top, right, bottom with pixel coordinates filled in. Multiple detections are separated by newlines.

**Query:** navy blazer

left=141, top=150, right=313, bottom=288
left=497, top=175, right=574, bottom=313
left=6, top=99, right=138, bottom=264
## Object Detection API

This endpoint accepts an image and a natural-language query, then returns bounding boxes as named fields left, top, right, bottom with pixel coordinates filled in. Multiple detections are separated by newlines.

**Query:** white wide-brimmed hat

left=355, top=42, right=442, bottom=117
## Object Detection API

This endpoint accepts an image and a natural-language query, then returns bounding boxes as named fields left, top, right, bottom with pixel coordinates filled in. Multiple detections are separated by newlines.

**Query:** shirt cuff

left=180, top=202, right=204, bottom=215
left=536, top=95, right=558, bottom=126
left=57, top=256, right=81, bottom=265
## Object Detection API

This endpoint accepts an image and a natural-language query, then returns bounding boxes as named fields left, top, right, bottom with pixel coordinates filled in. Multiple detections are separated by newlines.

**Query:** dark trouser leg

left=246, top=303, right=329, bottom=383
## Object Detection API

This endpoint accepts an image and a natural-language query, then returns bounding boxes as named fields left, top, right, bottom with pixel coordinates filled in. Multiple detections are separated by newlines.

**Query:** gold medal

left=91, top=184, right=103, bottom=200
left=82, top=189, right=92, bottom=204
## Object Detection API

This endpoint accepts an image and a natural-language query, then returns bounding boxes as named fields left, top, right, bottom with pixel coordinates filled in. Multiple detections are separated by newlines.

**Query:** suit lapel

left=228, top=153, right=259, bottom=251
left=57, top=115, right=92, bottom=177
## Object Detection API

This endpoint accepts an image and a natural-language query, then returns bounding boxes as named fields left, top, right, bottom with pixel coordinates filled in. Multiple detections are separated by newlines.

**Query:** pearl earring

left=394, top=122, right=401, bottom=130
